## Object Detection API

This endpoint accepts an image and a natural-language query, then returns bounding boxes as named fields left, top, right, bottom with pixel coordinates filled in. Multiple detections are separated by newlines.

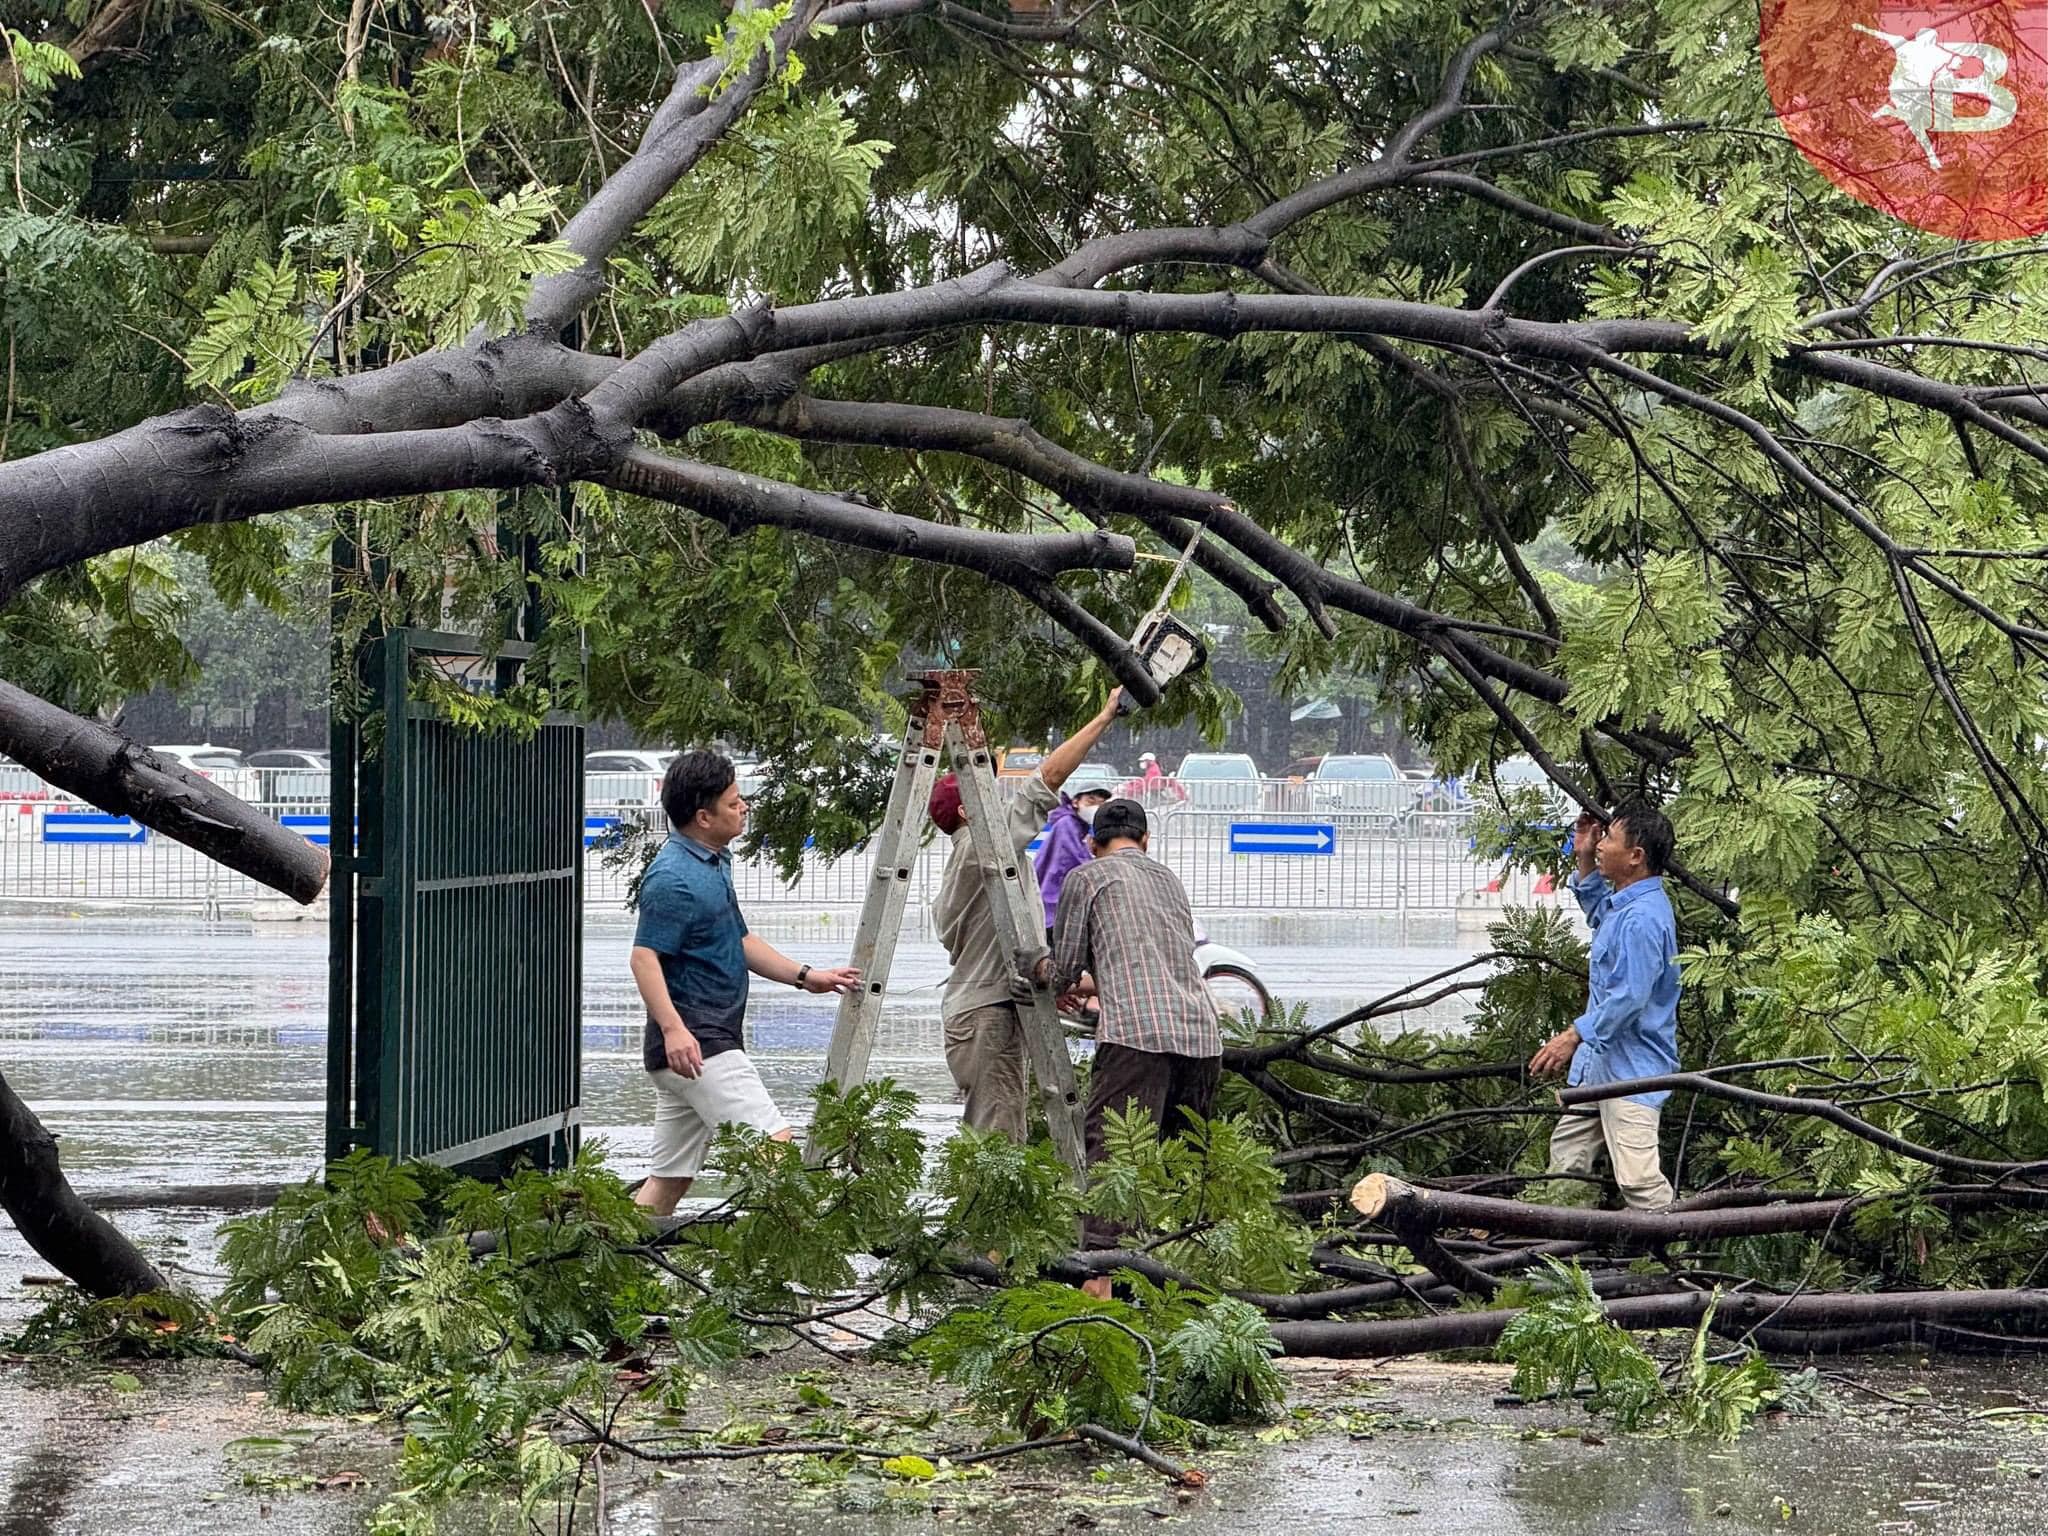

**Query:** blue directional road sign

left=43, top=812, right=148, bottom=845
left=281, top=814, right=331, bottom=847
left=584, top=815, right=622, bottom=849
left=1228, top=821, right=1335, bottom=856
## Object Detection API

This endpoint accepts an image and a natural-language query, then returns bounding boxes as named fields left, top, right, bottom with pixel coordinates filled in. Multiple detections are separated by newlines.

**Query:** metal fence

left=0, top=789, right=1550, bottom=923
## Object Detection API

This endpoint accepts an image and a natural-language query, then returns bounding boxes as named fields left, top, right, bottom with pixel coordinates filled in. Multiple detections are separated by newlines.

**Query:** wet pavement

left=0, top=912, right=1484, bottom=1322
left=3, top=1352, right=2047, bottom=1535
left=5, top=915, right=2048, bottom=1533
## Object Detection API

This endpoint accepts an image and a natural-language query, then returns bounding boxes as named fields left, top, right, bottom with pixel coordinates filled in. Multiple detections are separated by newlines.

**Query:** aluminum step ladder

left=811, top=670, right=1087, bottom=1176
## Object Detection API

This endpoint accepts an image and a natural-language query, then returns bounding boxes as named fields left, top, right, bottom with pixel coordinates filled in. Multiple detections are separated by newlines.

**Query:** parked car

left=245, top=748, right=331, bottom=803
left=1467, top=754, right=1576, bottom=838
left=1309, top=754, right=1407, bottom=824
left=996, top=747, right=1049, bottom=779
left=0, top=755, right=56, bottom=801
left=152, top=744, right=258, bottom=799
left=1069, top=761, right=1122, bottom=794
left=1175, top=752, right=1261, bottom=812
left=584, top=749, right=671, bottom=807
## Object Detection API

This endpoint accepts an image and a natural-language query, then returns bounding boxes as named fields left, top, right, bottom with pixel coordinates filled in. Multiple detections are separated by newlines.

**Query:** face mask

left=1076, top=803, right=1097, bottom=828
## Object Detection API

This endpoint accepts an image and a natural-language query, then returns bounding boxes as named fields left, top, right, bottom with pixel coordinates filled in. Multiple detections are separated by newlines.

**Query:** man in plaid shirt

left=1041, top=797, right=1221, bottom=1289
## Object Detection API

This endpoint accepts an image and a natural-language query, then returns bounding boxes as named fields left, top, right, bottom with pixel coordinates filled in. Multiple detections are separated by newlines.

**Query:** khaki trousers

left=1547, top=1098, right=1674, bottom=1210
left=943, top=1002, right=1030, bottom=1141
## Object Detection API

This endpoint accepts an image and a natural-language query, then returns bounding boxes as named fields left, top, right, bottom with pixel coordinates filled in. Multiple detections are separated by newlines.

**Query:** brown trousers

left=943, top=1002, right=1030, bottom=1142
left=1080, top=1042, right=1222, bottom=1249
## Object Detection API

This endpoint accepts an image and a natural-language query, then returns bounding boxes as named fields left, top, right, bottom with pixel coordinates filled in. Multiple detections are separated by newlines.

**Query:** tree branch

left=605, top=448, right=1163, bottom=700
left=0, top=679, right=329, bottom=903
left=521, top=2, right=832, bottom=333
left=1559, top=1074, right=2048, bottom=1180
left=737, top=394, right=1289, bottom=630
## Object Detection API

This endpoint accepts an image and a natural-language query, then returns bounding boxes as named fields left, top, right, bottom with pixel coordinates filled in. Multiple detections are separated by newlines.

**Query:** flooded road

left=0, top=912, right=1483, bottom=1313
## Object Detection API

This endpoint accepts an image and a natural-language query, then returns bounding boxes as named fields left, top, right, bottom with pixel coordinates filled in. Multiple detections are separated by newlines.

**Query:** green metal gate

left=327, top=627, right=584, bottom=1170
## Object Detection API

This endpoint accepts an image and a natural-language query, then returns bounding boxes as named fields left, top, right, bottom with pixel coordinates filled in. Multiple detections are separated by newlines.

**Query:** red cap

left=929, top=773, right=964, bottom=834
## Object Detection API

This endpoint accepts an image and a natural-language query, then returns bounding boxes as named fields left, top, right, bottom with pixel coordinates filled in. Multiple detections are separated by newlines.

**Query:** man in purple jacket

left=1036, top=773, right=1115, bottom=937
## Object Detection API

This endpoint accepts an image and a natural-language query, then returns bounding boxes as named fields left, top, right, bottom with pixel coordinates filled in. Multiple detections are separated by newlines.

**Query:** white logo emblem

left=1854, top=23, right=2019, bottom=167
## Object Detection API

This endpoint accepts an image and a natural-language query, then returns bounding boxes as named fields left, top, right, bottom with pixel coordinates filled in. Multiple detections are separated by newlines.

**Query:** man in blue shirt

left=629, top=750, right=861, bottom=1216
left=1530, top=800, right=1680, bottom=1209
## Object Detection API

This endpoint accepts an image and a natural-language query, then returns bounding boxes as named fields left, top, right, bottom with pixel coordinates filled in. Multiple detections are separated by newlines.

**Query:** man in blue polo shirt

left=628, top=750, right=860, bottom=1216
left=1529, top=799, right=1680, bottom=1209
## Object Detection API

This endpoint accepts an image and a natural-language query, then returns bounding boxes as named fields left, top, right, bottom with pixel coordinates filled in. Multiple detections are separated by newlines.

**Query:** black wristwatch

left=794, top=964, right=811, bottom=990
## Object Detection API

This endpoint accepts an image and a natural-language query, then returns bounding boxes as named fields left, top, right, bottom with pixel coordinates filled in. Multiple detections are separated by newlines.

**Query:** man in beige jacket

left=931, top=689, right=1121, bottom=1139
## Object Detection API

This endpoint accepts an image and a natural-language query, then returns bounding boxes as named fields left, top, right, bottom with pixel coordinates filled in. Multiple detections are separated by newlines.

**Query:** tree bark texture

left=1348, top=1173, right=2048, bottom=1250
left=0, top=680, right=329, bottom=904
left=0, top=1068, right=167, bottom=1298
left=1269, top=1287, right=2048, bottom=1359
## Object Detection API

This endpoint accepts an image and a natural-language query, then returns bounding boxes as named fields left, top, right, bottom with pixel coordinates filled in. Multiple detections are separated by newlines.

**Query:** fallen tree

left=1268, top=1287, right=2048, bottom=1360
left=13, top=0, right=2048, bottom=1437
left=0, top=1070, right=164, bottom=1298
left=1350, top=1173, right=2048, bottom=1249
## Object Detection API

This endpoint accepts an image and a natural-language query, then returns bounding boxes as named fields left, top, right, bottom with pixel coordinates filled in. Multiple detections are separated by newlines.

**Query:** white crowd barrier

left=0, top=791, right=1555, bottom=922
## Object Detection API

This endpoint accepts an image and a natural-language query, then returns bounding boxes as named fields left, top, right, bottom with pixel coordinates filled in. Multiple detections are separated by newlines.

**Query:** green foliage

left=916, top=1275, right=1284, bottom=1439
left=1497, top=1261, right=1664, bottom=1430
left=219, top=1147, right=430, bottom=1323
left=184, top=258, right=316, bottom=402
left=390, top=184, right=580, bottom=346
left=931, top=1124, right=1083, bottom=1279
left=1666, top=1303, right=1785, bottom=1441
left=440, top=1145, right=662, bottom=1350
left=648, top=90, right=890, bottom=292
left=677, top=1080, right=929, bottom=1319
left=4, top=26, right=80, bottom=93
left=915, top=1282, right=1154, bottom=1436
left=1498, top=1263, right=1784, bottom=1439
left=1147, top=1286, right=1287, bottom=1425
left=414, top=673, right=556, bottom=740
left=1084, top=1105, right=1311, bottom=1292
left=218, top=1145, right=662, bottom=1414
left=7, top=1287, right=216, bottom=1360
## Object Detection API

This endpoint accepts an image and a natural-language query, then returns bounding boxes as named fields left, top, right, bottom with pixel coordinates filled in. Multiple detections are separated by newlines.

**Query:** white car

left=584, top=750, right=672, bottom=808
left=1309, top=753, right=1408, bottom=823
left=1470, top=754, right=1575, bottom=824
left=1175, top=752, right=1261, bottom=812
left=245, top=748, right=331, bottom=803
left=151, top=744, right=258, bottom=799
left=0, top=755, right=56, bottom=801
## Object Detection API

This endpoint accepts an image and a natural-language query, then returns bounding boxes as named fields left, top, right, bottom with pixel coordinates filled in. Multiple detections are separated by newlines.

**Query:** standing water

left=0, top=912, right=1482, bottom=1318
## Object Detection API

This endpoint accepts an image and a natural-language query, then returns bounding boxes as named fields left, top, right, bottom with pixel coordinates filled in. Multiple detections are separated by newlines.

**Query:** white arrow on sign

left=1233, top=828, right=1333, bottom=850
left=44, top=814, right=148, bottom=843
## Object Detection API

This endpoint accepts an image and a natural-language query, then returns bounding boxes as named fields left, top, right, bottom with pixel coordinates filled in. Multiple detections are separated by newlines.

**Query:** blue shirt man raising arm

left=1528, top=799, right=1681, bottom=1209
left=628, top=750, right=862, bottom=1217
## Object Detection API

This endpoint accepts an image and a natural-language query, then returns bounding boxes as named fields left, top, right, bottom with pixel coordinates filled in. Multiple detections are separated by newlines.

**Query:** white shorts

left=648, top=1051, right=789, bottom=1179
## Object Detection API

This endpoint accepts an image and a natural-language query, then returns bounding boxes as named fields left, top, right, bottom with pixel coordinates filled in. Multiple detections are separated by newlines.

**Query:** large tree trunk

left=0, top=681, right=330, bottom=904
left=1348, top=1173, right=2048, bottom=1249
left=0, top=1068, right=166, bottom=1297
left=1270, top=1287, right=2048, bottom=1359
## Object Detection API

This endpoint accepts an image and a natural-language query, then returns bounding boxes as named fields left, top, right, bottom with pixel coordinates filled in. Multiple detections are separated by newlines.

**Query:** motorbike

left=1194, top=924, right=1276, bottom=1023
